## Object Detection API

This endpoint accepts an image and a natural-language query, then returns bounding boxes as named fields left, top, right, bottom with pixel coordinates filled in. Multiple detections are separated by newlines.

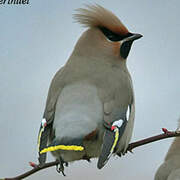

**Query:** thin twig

left=2, top=129, right=180, bottom=180
left=1, top=161, right=59, bottom=180
left=127, top=129, right=180, bottom=152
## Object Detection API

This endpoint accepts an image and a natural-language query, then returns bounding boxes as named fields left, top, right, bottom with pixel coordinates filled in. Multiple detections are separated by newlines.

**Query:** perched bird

left=37, top=4, right=142, bottom=175
left=155, top=120, right=180, bottom=180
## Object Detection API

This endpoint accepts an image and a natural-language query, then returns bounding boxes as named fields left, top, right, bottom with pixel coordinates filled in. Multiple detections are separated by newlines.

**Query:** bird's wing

left=167, top=168, right=180, bottom=180
left=97, top=98, right=133, bottom=169
left=38, top=67, right=65, bottom=165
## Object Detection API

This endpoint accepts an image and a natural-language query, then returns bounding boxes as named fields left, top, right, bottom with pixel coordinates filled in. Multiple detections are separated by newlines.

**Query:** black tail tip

left=38, top=153, right=46, bottom=165
left=97, top=159, right=106, bottom=169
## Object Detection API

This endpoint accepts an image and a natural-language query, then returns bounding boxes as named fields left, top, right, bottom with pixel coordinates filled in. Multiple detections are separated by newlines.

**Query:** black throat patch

left=120, top=41, right=133, bottom=59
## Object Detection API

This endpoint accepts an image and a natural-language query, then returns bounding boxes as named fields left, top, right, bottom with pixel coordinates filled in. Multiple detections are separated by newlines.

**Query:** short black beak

left=123, top=33, right=143, bottom=42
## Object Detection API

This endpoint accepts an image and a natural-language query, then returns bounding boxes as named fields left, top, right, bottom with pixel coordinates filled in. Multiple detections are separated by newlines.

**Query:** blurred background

left=1, top=0, right=180, bottom=179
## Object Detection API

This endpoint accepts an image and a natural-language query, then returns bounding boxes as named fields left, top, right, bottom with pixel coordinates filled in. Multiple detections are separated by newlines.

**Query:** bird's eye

left=99, top=27, right=132, bottom=42
left=99, top=27, right=121, bottom=41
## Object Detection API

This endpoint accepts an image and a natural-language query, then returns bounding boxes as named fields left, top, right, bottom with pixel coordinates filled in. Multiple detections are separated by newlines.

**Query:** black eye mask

left=99, top=27, right=132, bottom=42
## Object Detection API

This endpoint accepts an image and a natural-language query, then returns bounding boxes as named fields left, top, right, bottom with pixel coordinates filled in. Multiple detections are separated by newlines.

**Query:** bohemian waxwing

left=155, top=119, right=180, bottom=180
left=37, top=4, right=142, bottom=175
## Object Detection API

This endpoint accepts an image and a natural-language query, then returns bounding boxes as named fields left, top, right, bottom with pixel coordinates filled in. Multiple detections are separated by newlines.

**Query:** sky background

left=0, top=0, right=180, bottom=179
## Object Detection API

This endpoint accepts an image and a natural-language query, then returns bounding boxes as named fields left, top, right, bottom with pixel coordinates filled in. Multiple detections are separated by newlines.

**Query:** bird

left=37, top=4, right=142, bottom=175
left=155, top=119, right=180, bottom=180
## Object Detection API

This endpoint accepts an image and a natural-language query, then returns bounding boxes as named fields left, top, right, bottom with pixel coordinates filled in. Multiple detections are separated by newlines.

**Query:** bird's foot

left=128, top=149, right=133, bottom=154
left=82, top=155, right=91, bottom=162
left=56, top=157, right=68, bottom=176
left=117, top=149, right=132, bottom=157
left=117, top=152, right=122, bottom=157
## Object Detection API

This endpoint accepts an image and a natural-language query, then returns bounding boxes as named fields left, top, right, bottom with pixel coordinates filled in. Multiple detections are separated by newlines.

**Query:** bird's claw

left=117, top=152, right=121, bottom=157
left=56, top=158, right=68, bottom=176
left=56, top=164, right=65, bottom=176
left=117, top=149, right=133, bottom=157
left=83, top=155, right=91, bottom=162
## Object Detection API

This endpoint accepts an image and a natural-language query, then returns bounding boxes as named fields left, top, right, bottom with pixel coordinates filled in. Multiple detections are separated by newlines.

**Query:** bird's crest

left=74, top=4, right=129, bottom=35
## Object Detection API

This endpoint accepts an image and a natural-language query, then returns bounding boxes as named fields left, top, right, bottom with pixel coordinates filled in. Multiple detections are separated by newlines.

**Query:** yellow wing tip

left=40, top=145, right=84, bottom=154
left=37, top=128, right=44, bottom=151
left=110, top=128, right=119, bottom=153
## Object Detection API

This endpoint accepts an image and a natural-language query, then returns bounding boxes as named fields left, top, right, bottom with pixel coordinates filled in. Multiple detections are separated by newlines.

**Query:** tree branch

left=2, top=128, right=180, bottom=180
left=1, top=161, right=59, bottom=180
left=127, top=128, right=180, bottom=152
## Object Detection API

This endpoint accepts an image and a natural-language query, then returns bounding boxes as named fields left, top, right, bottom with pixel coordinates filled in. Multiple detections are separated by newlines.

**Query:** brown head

left=73, top=4, right=142, bottom=60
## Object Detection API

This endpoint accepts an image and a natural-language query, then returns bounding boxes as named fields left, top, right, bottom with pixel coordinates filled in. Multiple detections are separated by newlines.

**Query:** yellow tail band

left=40, top=145, right=84, bottom=154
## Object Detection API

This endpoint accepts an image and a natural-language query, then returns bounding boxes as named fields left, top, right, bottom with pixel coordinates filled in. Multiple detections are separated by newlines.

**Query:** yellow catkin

left=40, top=145, right=84, bottom=154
